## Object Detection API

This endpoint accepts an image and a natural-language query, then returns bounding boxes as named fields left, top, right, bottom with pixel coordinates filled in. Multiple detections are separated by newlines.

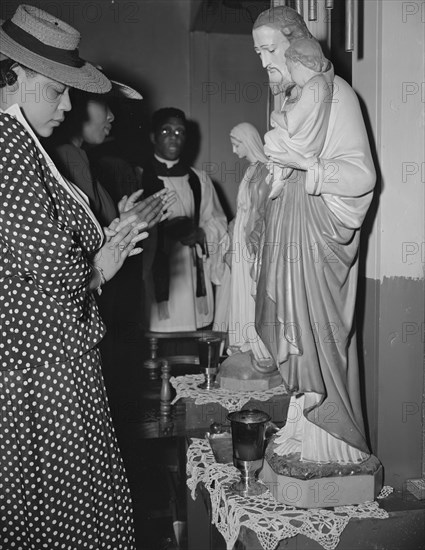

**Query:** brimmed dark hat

left=0, top=4, right=111, bottom=93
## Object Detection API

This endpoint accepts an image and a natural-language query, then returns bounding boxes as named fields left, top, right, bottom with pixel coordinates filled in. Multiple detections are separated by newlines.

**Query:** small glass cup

left=197, top=336, right=221, bottom=390
left=227, top=409, right=271, bottom=496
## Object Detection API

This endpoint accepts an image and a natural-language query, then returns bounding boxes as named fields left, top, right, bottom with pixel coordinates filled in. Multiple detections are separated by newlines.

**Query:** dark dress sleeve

left=53, top=143, right=118, bottom=226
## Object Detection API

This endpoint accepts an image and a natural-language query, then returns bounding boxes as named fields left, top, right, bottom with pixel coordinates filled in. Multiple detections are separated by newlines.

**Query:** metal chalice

left=227, top=409, right=271, bottom=496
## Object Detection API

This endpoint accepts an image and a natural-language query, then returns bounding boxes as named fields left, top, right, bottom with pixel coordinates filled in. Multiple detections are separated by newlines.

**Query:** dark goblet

left=197, top=336, right=221, bottom=390
left=227, top=409, right=271, bottom=496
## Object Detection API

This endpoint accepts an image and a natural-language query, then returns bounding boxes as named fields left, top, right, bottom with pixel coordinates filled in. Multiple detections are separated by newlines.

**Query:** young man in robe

left=141, top=108, right=228, bottom=332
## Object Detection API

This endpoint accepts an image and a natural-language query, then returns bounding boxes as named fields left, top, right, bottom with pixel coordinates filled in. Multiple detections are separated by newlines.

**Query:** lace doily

left=187, top=438, right=390, bottom=550
left=170, top=374, right=288, bottom=412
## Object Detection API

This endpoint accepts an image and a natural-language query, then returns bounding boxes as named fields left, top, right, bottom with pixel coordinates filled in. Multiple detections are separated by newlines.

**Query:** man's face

left=253, top=25, right=292, bottom=95
left=153, top=116, right=186, bottom=161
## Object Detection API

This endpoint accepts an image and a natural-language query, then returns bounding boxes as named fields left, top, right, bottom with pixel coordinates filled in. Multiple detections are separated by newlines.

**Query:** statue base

left=259, top=436, right=383, bottom=508
left=217, top=351, right=283, bottom=391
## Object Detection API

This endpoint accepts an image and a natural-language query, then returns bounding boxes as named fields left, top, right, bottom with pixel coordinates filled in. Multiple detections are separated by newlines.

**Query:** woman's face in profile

left=81, top=100, right=115, bottom=145
left=231, top=136, right=248, bottom=159
left=13, top=68, right=72, bottom=137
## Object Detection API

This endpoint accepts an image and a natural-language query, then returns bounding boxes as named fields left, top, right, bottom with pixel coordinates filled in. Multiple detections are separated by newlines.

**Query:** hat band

left=3, top=20, right=84, bottom=68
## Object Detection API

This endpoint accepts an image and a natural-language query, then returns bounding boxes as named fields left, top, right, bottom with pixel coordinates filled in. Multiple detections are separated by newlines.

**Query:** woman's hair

left=0, top=58, right=36, bottom=88
left=253, top=6, right=312, bottom=43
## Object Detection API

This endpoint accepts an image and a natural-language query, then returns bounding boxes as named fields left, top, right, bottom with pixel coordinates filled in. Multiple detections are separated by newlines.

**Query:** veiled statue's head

left=252, top=6, right=312, bottom=95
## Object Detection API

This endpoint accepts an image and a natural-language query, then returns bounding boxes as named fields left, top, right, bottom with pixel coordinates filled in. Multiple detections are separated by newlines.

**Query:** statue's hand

left=267, top=149, right=315, bottom=172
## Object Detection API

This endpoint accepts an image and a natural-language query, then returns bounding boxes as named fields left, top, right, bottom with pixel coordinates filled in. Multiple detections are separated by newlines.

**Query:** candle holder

left=227, top=409, right=271, bottom=496
left=197, top=336, right=221, bottom=390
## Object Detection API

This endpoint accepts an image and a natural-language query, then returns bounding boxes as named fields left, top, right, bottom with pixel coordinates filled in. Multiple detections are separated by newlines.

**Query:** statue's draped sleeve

left=304, top=76, right=376, bottom=228
left=245, top=163, right=269, bottom=255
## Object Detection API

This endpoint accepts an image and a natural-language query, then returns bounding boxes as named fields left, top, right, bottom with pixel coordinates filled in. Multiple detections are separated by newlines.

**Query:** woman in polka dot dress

left=0, top=6, right=150, bottom=549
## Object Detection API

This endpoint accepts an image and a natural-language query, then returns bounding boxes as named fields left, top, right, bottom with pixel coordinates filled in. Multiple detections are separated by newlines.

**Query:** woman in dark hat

left=0, top=5, right=147, bottom=548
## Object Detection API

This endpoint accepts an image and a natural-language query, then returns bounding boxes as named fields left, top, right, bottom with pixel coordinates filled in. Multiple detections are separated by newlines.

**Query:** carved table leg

left=143, top=336, right=161, bottom=379
left=160, top=360, right=172, bottom=417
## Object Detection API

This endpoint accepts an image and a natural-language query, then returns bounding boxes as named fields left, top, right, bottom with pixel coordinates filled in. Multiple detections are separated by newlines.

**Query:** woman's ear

left=11, top=63, right=26, bottom=81
left=149, top=132, right=156, bottom=145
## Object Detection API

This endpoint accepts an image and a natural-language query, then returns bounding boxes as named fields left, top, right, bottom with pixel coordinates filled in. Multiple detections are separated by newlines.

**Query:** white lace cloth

left=187, top=438, right=391, bottom=550
left=170, top=374, right=288, bottom=412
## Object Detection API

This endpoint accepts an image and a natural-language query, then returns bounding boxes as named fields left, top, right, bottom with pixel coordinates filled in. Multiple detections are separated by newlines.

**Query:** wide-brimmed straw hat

left=0, top=4, right=111, bottom=93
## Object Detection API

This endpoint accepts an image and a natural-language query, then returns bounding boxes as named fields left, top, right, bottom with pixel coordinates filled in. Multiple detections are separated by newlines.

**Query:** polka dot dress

left=0, top=111, right=105, bottom=372
left=0, top=350, right=135, bottom=549
left=0, top=112, right=135, bottom=548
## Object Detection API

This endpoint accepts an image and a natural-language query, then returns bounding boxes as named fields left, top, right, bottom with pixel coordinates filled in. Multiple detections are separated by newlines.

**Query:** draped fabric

left=264, top=68, right=334, bottom=159
left=142, top=160, right=228, bottom=332
left=264, top=66, right=334, bottom=199
left=227, top=162, right=271, bottom=361
left=230, top=122, right=268, bottom=164
left=255, top=76, right=376, bottom=454
left=221, top=123, right=269, bottom=347
left=141, top=157, right=205, bottom=303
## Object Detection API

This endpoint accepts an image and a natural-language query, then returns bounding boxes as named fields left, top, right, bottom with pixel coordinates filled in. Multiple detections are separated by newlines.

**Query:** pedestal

left=219, top=371, right=284, bottom=391
left=218, top=351, right=283, bottom=391
left=260, top=436, right=383, bottom=508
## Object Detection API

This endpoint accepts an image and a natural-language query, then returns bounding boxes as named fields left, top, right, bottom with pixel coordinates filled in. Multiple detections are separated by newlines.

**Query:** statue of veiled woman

left=224, top=124, right=279, bottom=372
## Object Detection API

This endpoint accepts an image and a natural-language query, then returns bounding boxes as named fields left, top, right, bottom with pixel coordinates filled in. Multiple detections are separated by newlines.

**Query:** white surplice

left=144, top=164, right=228, bottom=332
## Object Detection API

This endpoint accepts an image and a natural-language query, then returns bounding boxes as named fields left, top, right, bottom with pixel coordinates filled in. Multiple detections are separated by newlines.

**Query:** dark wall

left=1, top=0, right=269, bottom=213
left=1, top=0, right=192, bottom=166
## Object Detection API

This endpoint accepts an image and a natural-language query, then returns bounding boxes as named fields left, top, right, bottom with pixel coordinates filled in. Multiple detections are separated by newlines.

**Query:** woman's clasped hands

left=117, top=188, right=177, bottom=229
left=92, top=215, right=148, bottom=285
left=91, top=187, right=178, bottom=290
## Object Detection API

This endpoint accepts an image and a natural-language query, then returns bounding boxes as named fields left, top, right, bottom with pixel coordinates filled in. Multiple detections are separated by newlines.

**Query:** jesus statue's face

left=253, top=25, right=293, bottom=96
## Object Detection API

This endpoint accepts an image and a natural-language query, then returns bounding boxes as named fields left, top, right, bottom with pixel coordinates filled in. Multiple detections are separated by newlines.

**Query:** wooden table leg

left=143, top=336, right=161, bottom=379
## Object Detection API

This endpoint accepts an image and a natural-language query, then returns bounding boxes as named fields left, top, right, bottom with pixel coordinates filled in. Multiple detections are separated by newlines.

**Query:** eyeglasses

left=159, top=127, right=186, bottom=137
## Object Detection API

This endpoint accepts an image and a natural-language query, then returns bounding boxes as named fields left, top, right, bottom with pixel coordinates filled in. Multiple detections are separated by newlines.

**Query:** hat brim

left=0, top=28, right=111, bottom=93
left=109, top=80, right=143, bottom=101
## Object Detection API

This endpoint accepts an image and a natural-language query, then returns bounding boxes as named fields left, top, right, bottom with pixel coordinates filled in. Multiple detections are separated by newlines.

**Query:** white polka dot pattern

left=0, top=113, right=135, bottom=547
left=0, top=350, right=135, bottom=548
left=0, top=112, right=105, bottom=371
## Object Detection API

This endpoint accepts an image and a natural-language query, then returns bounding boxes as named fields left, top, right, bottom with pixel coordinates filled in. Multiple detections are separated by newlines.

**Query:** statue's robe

left=256, top=75, right=376, bottom=454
